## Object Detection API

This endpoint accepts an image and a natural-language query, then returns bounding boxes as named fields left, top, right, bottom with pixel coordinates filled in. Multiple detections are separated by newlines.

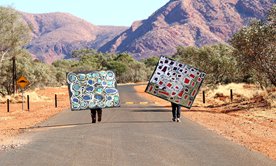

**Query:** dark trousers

left=90, top=109, right=102, bottom=122
left=171, top=102, right=181, bottom=118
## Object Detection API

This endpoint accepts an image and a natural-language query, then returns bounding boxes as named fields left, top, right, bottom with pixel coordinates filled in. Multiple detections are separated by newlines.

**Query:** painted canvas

left=145, top=56, right=206, bottom=109
left=67, top=70, right=120, bottom=110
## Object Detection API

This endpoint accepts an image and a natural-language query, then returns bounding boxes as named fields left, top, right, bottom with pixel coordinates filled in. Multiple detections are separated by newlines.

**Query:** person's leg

left=97, top=109, right=102, bottom=122
left=91, top=109, right=96, bottom=123
left=176, top=105, right=181, bottom=122
left=171, top=103, right=176, bottom=121
left=177, top=105, right=181, bottom=118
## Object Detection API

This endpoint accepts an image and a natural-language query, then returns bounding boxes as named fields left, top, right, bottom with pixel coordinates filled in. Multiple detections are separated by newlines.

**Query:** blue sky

left=0, top=0, right=169, bottom=26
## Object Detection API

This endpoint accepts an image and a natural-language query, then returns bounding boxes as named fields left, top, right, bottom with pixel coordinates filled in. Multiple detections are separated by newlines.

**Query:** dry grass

left=209, top=83, right=265, bottom=99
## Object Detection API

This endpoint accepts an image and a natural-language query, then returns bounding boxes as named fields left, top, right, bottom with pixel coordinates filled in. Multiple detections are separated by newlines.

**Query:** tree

left=52, top=60, right=78, bottom=85
left=0, top=7, right=31, bottom=95
left=0, top=7, right=30, bottom=65
left=143, top=56, right=159, bottom=68
left=15, top=52, right=59, bottom=88
left=114, top=53, right=135, bottom=63
left=106, top=61, right=127, bottom=77
left=230, top=5, right=276, bottom=87
left=53, top=50, right=149, bottom=84
left=173, top=44, right=241, bottom=85
left=0, top=51, right=59, bottom=95
left=128, top=62, right=148, bottom=82
left=142, top=56, right=160, bottom=79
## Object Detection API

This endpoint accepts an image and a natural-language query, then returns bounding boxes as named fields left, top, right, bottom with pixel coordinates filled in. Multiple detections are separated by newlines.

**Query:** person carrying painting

left=90, top=108, right=102, bottom=123
left=171, top=102, right=181, bottom=122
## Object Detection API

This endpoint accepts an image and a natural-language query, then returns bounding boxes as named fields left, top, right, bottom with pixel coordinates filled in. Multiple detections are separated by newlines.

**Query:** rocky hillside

left=99, top=0, right=275, bottom=59
left=21, top=12, right=127, bottom=63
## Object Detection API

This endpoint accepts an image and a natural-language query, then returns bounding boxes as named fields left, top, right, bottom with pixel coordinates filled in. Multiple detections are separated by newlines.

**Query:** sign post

left=16, top=76, right=30, bottom=111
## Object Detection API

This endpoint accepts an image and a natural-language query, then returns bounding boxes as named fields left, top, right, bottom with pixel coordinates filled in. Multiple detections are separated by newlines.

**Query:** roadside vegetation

left=0, top=5, right=275, bottom=96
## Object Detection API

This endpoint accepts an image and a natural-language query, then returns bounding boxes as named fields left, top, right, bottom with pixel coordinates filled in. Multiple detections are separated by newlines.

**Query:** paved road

left=0, top=85, right=275, bottom=166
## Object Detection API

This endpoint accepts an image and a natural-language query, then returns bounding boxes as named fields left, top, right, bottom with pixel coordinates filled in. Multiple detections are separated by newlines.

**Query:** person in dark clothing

left=90, top=108, right=102, bottom=123
left=171, top=102, right=181, bottom=122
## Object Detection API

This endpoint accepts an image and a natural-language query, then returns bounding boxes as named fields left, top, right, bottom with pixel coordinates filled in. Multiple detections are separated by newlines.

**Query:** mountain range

left=21, top=12, right=127, bottom=63
left=20, top=0, right=275, bottom=63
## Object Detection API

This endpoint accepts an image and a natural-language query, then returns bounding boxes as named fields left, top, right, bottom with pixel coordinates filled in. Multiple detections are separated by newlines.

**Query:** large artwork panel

left=145, top=56, right=206, bottom=109
left=67, top=70, right=120, bottom=111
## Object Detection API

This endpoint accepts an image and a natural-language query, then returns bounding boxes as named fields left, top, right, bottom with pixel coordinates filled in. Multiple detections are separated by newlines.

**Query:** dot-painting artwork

left=145, top=56, right=206, bottom=109
left=67, top=70, right=120, bottom=111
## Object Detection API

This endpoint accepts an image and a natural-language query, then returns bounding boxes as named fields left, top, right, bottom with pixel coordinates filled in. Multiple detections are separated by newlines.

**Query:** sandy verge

left=134, top=84, right=276, bottom=160
left=0, top=87, right=70, bottom=150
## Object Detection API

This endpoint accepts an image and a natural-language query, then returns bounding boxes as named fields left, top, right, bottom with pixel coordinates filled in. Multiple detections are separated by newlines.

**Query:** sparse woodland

left=0, top=6, right=275, bottom=96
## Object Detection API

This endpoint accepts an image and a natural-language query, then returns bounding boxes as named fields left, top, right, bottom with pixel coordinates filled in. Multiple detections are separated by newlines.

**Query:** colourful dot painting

left=145, top=56, right=206, bottom=109
left=67, top=70, right=120, bottom=111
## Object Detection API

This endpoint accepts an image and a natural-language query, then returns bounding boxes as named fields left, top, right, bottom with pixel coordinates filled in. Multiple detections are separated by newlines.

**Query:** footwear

left=98, top=116, right=101, bottom=122
left=176, top=118, right=181, bottom=122
left=172, top=118, right=176, bottom=122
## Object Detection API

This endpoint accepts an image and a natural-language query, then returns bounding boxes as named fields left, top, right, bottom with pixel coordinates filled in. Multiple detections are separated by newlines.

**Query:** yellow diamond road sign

left=16, top=76, right=30, bottom=89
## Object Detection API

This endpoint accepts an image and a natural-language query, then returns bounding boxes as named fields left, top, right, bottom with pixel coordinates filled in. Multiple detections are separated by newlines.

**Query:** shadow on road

left=103, top=120, right=172, bottom=124
left=20, top=122, right=92, bottom=130
left=20, top=120, right=173, bottom=130
left=131, top=109, right=171, bottom=112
